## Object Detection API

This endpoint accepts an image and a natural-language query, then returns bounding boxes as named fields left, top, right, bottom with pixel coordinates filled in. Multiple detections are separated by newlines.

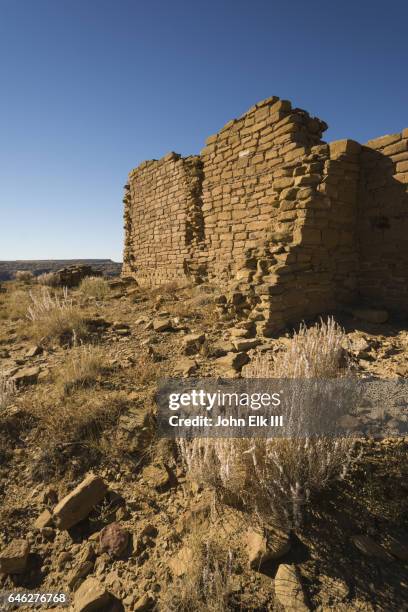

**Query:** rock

left=208, top=340, right=235, bottom=357
left=351, top=535, right=394, bottom=561
left=318, top=575, right=349, bottom=605
left=99, top=523, right=129, bottom=558
left=34, top=509, right=53, bottom=529
left=74, top=577, right=110, bottom=611
left=246, top=527, right=290, bottom=568
left=142, top=464, right=170, bottom=490
left=0, top=539, right=30, bottom=574
left=173, top=357, right=197, bottom=376
left=68, top=560, right=94, bottom=590
left=12, top=366, right=40, bottom=386
left=153, top=318, right=173, bottom=332
left=232, top=338, right=260, bottom=352
left=215, top=351, right=250, bottom=372
left=115, top=328, right=131, bottom=336
left=53, top=474, right=107, bottom=530
left=25, top=345, right=43, bottom=357
left=352, top=308, right=388, bottom=324
left=169, top=546, right=194, bottom=577
left=133, top=594, right=155, bottom=611
left=183, top=333, right=205, bottom=355
left=229, top=327, right=251, bottom=338
left=274, top=564, right=309, bottom=611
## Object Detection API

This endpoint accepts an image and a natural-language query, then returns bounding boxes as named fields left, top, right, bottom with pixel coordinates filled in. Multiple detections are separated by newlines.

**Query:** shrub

left=79, top=276, right=110, bottom=300
left=27, top=287, right=87, bottom=344
left=58, top=343, right=106, bottom=394
left=162, top=533, right=234, bottom=612
left=37, top=272, right=60, bottom=287
left=15, top=270, right=34, bottom=283
left=178, top=318, right=357, bottom=527
left=0, top=372, right=16, bottom=410
left=5, top=289, right=32, bottom=320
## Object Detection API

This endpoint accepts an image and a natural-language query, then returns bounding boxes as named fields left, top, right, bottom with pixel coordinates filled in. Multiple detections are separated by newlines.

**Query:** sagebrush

left=27, top=287, right=87, bottom=344
left=178, top=318, right=358, bottom=527
left=79, top=276, right=110, bottom=300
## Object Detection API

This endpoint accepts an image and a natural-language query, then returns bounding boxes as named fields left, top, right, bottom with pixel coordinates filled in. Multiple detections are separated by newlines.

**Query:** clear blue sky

left=1, top=0, right=407, bottom=262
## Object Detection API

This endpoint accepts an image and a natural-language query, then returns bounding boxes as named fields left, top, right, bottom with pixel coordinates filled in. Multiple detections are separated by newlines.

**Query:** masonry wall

left=358, top=130, right=408, bottom=313
left=122, top=152, right=205, bottom=286
left=122, top=96, right=408, bottom=332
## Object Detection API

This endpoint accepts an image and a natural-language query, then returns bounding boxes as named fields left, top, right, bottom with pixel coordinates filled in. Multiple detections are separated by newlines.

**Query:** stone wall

left=122, top=97, right=408, bottom=332
left=122, top=153, right=205, bottom=286
left=358, top=130, right=408, bottom=313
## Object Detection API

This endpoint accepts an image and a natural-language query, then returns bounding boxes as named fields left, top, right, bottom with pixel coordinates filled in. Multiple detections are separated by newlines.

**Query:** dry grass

left=0, top=372, right=16, bottom=410
left=178, top=318, right=358, bottom=527
left=3, top=288, right=32, bottom=320
left=79, top=276, right=110, bottom=300
left=37, top=272, right=60, bottom=287
left=27, top=287, right=87, bottom=345
left=57, top=343, right=106, bottom=395
left=15, top=270, right=34, bottom=283
left=163, top=531, right=234, bottom=612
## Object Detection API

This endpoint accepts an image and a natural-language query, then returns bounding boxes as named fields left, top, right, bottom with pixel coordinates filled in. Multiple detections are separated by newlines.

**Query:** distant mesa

left=0, top=259, right=122, bottom=281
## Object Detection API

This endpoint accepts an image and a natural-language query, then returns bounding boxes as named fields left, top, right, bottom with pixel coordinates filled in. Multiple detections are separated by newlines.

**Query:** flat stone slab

left=53, top=474, right=107, bottom=530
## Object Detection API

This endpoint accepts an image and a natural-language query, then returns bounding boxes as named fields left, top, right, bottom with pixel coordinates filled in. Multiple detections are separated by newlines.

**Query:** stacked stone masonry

left=123, top=97, right=408, bottom=334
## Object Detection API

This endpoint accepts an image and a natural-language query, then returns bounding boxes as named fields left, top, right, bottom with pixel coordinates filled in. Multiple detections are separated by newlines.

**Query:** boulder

left=274, top=563, right=309, bottom=611
left=173, top=357, right=197, bottom=376
left=53, top=474, right=107, bottom=530
left=25, top=345, right=43, bottom=358
left=0, top=539, right=30, bottom=574
left=142, top=464, right=170, bottom=490
left=68, top=560, right=94, bottom=591
left=73, top=577, right=110, bottom=611
left=133, top=594, right=155, bottom=611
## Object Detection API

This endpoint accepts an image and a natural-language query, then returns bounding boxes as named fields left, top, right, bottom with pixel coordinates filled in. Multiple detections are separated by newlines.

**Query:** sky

left=0, top=0, right=407, bottom=262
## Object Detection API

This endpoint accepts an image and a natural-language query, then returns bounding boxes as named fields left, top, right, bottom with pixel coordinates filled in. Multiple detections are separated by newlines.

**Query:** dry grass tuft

left=178, top=318, right=357, bottom=527
left=27, top=287, right=87, bottom=345
left=163, top=531, right=234, bottom=612
left=57, top=343, right=106, bottom=395
left=15, top=270, right=34, bottom=283
left=79, top=276, right=110, bottom=300
left=3, top=288, right=32, bottom=320
left=0, top=372, right=16, bottom=410
left=37, top=272, right=60, bottom=287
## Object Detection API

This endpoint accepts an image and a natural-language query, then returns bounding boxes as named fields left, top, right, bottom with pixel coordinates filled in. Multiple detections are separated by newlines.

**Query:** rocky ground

left=0, top=279, right=407, bottom=611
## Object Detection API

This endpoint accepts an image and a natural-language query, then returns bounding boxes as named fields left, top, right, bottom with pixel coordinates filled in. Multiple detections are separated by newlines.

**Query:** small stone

left=274, top=564, right=309, bottom=611
left=99, top=523, right=129, bottom=558
left=153, top=319, right=173, bottom=332
left=169, top=546, right=194, bottom=577
left=173, top=357, right=197, bottom=376
left=215, top=351, right=250, bottom=372
left=53, top=473, right=107, bottom=530
left=73, top=577, right=110, bottom=611
left=12, top=366, right=40, bottom=386
left=34, top=509, right=53, bottom=529
left=67, top=560, right=94, bottom=590
left=133, top=594, right=155, bottom=611
left=25, top=345, right=43, bottom=357
left=183, top=333, right=205, bottom=355
left=246, top=527, right=290, bottom=568
left=0, top=539, right=30, bottom=574
left=142, top=464, right=170, bottom=490
left=232, top=338, right=260, bottom=352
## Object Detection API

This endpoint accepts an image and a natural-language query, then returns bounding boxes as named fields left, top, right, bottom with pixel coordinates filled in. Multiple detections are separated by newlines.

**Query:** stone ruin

left=122, top=96, right=408, bottom=335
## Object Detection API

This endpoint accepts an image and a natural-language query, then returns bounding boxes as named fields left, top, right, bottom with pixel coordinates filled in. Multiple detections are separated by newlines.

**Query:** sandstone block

left=53, top=474, right=107, bottom=530
left=274, top=564, right=309, bottom=611
left=74, top=577, right=110, bottom=611
left=0, top=539, right=30, bottom=574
